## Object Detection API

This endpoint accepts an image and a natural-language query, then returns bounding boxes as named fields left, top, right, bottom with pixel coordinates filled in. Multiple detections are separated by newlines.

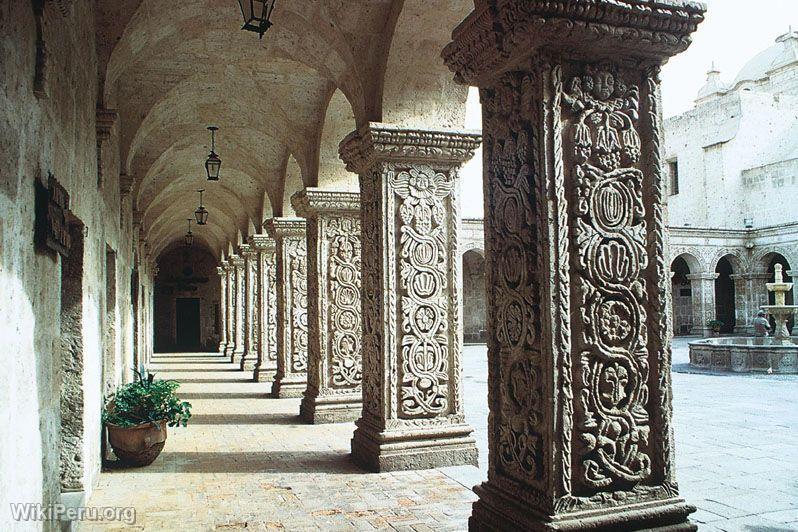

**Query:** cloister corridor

left=84, top=341, right=798, bottom=532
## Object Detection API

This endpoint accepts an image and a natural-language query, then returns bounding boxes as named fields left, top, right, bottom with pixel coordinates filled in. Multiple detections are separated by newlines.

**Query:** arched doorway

left=715, top=256, right=737, bottom=334
left=670, top=256, right=693, bottom=335
left=154, top=246, right=221, bottom=352
left=462, top=249, right=487, bottom=343
left=765, top=253, right=794, bottom=332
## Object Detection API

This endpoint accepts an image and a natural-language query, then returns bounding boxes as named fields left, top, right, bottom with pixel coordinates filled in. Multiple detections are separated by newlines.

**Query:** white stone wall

left=0, top=1, right=152, bottom=527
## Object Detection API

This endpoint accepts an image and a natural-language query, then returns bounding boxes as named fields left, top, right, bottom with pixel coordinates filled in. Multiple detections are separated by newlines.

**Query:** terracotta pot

left=107, top=420, right=168, bottom=466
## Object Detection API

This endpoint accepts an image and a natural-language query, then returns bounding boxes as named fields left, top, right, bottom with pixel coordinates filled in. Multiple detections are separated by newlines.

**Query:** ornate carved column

left=443, top=1, right=705, bottom=529
left=292, top=189, right=363, bottom=424
left=223, top=261, right=236, bottom=359
left=250, top=235, right=279, bottom=383
left=339, top=125, right=480, bottom=471
left=217, top=265, right=228, bottom=354
left=687, top=273, right=720, bottom=337
left=239, top=244, right=257, bottom=372
left=230, top=254, right=246, bottom=365
left=264, top=218, right=309, bottom=398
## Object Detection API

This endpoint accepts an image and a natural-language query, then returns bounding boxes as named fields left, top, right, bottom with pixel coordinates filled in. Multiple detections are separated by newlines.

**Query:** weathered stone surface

left=293, top=189, right=363, bottom=424
left=265, top=218, right=309, bottom=399
left=340, top=124, right=481, bottom=471
left=443, top=0, right=705, bottom=529
left=249, top=235, right=278, bottom=383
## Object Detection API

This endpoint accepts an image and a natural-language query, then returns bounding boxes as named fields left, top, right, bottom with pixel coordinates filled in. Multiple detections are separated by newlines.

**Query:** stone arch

left=281, top=154, right=305, bottom=216
left=670, top=255, right=694, bottom=335
left=316, top=88, right=359, bottom=191
left=380, top=0, right=473, bottom=129
left=752, top=247, right=798, bottom=274
left=708, top=249, right=746, bottom=275
left=462, top=249, right=487, bottom=343
left=714, top=254, right=739, bottom=334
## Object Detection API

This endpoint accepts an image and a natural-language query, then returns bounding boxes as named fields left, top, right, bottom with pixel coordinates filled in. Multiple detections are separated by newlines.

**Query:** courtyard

left=84, top=340, right=798, bottom=531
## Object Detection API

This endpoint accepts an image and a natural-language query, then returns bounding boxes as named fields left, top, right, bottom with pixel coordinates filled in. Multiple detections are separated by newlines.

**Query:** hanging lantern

left=194, top=189, right=209, bottom=225
left=205, top=126, right=221, bottom=181
left=237, top=0, right=276, bottom=39
left=184, top=219, right=194, bottom=247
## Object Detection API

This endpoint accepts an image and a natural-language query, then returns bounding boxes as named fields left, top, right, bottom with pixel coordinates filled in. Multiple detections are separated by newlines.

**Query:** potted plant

left=707, top=319, right=724, bottom=335
left=103, top=368, right=191, bottom=467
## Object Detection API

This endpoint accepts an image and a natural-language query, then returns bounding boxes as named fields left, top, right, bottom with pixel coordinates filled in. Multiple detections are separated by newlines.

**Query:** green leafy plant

left=103, top=368, right=192, bottom=428
left=707, top=319, right=724, bottom=332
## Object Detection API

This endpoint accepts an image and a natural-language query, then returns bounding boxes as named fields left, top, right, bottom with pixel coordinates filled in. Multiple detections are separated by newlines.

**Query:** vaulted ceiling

left=95, top=0, right=472, bottom=260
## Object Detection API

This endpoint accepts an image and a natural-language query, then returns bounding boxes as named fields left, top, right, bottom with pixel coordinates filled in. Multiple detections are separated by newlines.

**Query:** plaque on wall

left=35, top=173, right=72, bottom=257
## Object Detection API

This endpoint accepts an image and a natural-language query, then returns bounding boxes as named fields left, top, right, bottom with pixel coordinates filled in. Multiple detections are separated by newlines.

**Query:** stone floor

left=83, top=341, right=798, bottom=531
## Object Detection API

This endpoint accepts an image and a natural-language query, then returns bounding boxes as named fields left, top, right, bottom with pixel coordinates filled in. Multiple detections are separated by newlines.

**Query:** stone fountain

left=761, top=264, right=798, bottom=341
left=688, top=264, right=798, bottom=373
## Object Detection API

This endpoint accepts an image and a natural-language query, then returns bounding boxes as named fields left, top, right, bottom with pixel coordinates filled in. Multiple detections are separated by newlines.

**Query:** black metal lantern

left=184, top=219, right=194, bottom=247
left=237, top=0, right=276, bottom=39
left=194, top=189, right=209, bottom=225
left=205, top=126, right=221, bottom=181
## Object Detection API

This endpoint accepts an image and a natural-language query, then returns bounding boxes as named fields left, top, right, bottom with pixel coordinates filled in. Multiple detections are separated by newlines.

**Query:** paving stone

left=82, top=345, right=798, bottom=530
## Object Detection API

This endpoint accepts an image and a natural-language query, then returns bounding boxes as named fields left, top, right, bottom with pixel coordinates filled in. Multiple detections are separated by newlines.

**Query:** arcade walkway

left=85, top=343, right=798, bottom=531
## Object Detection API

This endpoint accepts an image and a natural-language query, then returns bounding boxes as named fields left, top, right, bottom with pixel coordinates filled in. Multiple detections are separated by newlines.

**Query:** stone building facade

left=665, top=30, right=798, bottom=336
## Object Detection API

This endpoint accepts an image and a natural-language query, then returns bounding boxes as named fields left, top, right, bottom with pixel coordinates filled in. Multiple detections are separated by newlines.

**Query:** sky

left=459, top=0, right=798, bottom=218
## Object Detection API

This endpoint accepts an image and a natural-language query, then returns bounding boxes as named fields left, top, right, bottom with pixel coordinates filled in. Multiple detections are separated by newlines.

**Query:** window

left=668, top=160, right=679, bottom=196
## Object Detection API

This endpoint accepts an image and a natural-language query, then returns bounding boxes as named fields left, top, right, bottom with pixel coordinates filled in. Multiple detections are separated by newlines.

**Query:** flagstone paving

left=84, top=340, right=798, bottom=531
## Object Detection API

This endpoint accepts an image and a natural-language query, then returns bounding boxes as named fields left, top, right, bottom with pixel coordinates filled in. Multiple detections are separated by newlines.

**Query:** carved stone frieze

left=249, top=234, right=278, bottom=382
left=217, top=265, right=228, bottom=354
left=339, top=125, right=481, bottom=472
left=293, top=189, right=363, bottom=423
left=264, top=218, right=308, bottom=398
left=444, top=1, right=704, bottom=529
left=230, top=254, right=246, bottom=364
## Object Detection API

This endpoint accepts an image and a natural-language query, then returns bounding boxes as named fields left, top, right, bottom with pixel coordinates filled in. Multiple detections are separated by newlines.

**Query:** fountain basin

left=689, top=337, right=798, bottom=374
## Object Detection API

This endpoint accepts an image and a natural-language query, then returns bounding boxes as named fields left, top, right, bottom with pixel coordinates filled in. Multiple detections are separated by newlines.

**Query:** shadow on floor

left=176, top=377, right=254, bottom=384
left=179, top=392, right=272, bottom=400
left=154, top=368, right=243, bottom=373
left=149, top=359, right=231, bottom=365
left=188, top=413, right=303, bottom=425
left=107, top=451, right=364, bottom=474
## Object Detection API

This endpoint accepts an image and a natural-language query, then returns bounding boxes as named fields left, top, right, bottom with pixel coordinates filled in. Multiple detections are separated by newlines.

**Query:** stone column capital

left=216, top=266, right=225, bottom=276
left=442, top=0, right=706, bottom=86
left=787, top=270, right=798, bottom=278
left=229, top=255, right=245, bottom=268
left=730, top=273, right=771, bottom=281
left=248, top=234, right=276, bottom=252
left=238, top=243, right=252, bottom=257
left=291, top=188, right=361, bottom=218
left=339, top=122, right=481, bottom=174
left=264, top=217, right=307, bottom=239
left=687, top=272, right=720, bottom=281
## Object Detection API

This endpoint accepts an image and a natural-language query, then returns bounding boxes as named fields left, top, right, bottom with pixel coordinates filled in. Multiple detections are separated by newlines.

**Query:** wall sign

left=35, top=173, right=72, bottom=257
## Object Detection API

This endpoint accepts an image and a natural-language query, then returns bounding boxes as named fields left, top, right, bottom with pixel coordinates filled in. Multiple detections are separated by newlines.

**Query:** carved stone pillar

left=250, top=235, right=279, bottom=383
left=339, top=125, right=480, bottom=471
left=730, top=273, right=771, bottom=334
left=264, top=218, right=309, bottom=398
left=687, top=273, right=720, bottom=337
left=223, top=261, right=236, bottom=359
left=443, top=1, right=705, bottom=529
left=217, top=265, right=228, bottom=354
left=292, top=189, right=363, bottom=424
left=231, top=254, right=246, bottom=365
left=240, top=244, right=257, bottom=372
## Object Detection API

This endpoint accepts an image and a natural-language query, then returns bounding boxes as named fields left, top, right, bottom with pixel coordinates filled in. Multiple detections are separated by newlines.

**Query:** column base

left=218, top=342, right=229, bottom=356
left=469, top=482, right=696, bottom=532
left=231, top=349, right=245, bottom=365
left=300, top=392, right=362, bottom=424
left=351, top=418, right=478, bottom=472
left=270, top=374, right=307, bottom=398
left=240, top=357, right=257, bottom=372
left=253, top=367, right=276, bottom=383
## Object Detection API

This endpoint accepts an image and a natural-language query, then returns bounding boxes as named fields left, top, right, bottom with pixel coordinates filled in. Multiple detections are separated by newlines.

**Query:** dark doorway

left=176, top=298, right=201, bottom=351
left=715, top=257, right=736, bottom=334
